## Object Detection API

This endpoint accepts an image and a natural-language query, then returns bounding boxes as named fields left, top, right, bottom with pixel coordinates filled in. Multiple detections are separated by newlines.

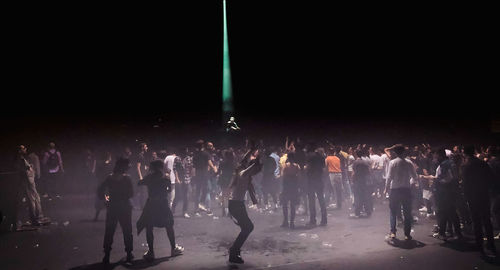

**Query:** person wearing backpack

left=42, top=142, right=64, bottom=198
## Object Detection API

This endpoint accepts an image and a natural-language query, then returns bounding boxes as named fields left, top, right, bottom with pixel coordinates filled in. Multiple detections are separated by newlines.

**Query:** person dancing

left=227, top=147, right=262, bottom=264
left=136, top=160, right=184, bottom=261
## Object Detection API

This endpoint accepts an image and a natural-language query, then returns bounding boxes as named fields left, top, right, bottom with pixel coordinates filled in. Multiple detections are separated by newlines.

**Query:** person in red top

left=325, top=147, right=343, bottom=209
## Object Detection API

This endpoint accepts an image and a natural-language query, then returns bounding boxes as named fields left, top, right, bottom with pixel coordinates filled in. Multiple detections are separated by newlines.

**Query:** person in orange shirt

left=325, top=147, right=343, bottom=209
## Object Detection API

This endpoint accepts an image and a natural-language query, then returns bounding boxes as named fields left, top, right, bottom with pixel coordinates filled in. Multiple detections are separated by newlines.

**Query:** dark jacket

left=97, top=173, right=133, bottom=207
left=136, top=172, right=173, bottom=235
left=462, top=156, right=494, bottom=201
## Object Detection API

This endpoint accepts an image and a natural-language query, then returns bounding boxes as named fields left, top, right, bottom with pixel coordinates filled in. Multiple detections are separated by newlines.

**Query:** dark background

left=1, top=1, right=499, bottom=146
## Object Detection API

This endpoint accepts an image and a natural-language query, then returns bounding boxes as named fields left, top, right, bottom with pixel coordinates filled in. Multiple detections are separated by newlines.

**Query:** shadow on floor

left=69, top=261, right=121, bottom=270
left=480, top=253, right=500, bottom=265
left=439, top=238, right=480, bottom=253
left=69, top=257, right=170, bottom=270
left=122, top=256, right=170, bottom=269
left=387, top=238, right=426, bottom=249
left=79, top=219, right=103, bottom=223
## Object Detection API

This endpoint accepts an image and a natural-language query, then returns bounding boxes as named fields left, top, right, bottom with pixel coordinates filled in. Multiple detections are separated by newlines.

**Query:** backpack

left=47, top=151, right=59, bottom=170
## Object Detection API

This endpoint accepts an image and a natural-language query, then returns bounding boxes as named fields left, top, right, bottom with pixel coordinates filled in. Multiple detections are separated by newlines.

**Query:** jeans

left=228, top=200, right=254, bottom=252
left=307, top=179, right=327, bottom=224
left=389, top=188, right=412, bottom=236
left=172, top=182, right=189, bottom=214
left=329, top=172, right=343, bottom=208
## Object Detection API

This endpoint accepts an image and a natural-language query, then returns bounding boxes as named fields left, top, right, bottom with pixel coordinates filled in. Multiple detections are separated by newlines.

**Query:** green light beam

left=222, top=0, right=233, bottom=113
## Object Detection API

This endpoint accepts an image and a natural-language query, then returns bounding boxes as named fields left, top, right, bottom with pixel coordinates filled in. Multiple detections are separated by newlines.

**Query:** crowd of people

left=9, top=137, right=500, bottom=264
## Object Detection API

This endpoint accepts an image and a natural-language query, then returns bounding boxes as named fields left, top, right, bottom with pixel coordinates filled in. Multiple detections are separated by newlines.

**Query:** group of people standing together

left=11, top=137, right=500, bottom=265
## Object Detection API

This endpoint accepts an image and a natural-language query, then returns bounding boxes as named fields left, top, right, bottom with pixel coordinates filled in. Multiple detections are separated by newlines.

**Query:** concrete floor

left=1, top=194, right=499, bottom=270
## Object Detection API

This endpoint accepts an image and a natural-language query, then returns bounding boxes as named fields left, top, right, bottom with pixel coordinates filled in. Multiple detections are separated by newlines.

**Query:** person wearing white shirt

left=385, top=145, right=417, bottom=240
left=164, top=151, right=181, bottom=208
left=369, top=147, right=384, bottom=198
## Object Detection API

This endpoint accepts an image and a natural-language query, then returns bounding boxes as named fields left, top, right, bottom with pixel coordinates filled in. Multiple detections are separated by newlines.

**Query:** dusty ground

left=1, top=194, right=499, bottom=270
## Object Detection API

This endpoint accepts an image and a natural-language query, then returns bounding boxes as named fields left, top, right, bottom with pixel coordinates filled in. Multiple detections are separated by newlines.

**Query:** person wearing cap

left=384, top=144, right=417, bottom=241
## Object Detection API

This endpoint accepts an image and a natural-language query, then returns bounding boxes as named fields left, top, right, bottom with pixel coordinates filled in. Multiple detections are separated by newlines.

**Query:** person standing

left=42, top=142, right=64, bottom=198
left=94, top=151, right=113, bottom=221
left=16, top=145, right=45, bottom=226
left=218, top=149, right=236, bottom=217
left=281, top=153, right=300, bottom=229
left=164, top=148, right=182, bottom=208
left=172, top=148, right=190, bottom=218
left=384, top=145, right=417, bottom=240
left=97, top=158, right=134, bottom=265
left=176, top=148, right=194, bottom=218
left=488, top=147, right=500, bottom=236
left=325, top=147, right=343, bottom=209
left=228, top=148, right=262, bottom=264
left=305, top=143, right=327, bottom=226
left=261, top=147, right=279, bottom=210
left=82, top=149, right=96, bottom=197
left=421, top=148, right=463, bottom=240
left=370, top=147, right=384, bottom=198
left=134, top=143, right=150, bottom=209
left=192, top=140, right=217, bottom=215
left=462, top=145, right=496, bottom=255
left=351, top=149, right=373, bottom=218
left=137, top=160, right=184, bottom=261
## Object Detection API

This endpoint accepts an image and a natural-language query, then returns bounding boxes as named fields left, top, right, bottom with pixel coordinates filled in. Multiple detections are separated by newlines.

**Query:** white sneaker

left=171, top=244, right=184, bottom=257
left=419, top=206, right=428, bottom=212
left=183, top=213, right=191, bottom=219
left=195, top=212, right=202, bottom=217
left=198, top=204, right=207, bottom=212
